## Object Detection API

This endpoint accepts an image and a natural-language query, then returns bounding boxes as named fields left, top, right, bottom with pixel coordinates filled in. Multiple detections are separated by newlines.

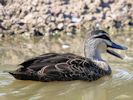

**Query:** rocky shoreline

left=0, top=0, right=133, bottom=38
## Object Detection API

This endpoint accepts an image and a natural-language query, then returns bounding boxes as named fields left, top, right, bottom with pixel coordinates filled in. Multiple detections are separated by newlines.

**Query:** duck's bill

left=108, top=42, right=128, bottom=50
left=107, top=49, right=123, bottom=59
left=107, top=41, right=127, bottom=59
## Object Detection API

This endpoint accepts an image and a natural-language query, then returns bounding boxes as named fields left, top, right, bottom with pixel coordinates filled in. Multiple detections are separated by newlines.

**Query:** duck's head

left=84, top=30, right=127, bottom=61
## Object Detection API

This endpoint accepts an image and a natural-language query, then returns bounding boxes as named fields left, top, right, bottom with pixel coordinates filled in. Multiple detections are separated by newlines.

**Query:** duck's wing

left=19, top=53, right=80, bottom=71
left=19, top=53, right=61, bottom=70
left=36, top=54, right=104, bottom=81
left=36, top=54, right=90, bottom=81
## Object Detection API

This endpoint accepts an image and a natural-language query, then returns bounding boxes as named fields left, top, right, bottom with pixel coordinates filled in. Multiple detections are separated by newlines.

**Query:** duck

left=8, top=30, right=127, bottom=82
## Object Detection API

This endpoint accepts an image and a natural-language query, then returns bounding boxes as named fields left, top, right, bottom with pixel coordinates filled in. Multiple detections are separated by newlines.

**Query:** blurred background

left=0, top=0, right=133, bottom=37
left=0, top=0, right=133, bottom=100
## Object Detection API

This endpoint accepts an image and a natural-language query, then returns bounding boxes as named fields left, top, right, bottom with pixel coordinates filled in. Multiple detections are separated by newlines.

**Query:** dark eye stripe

left=95, top=35, right=111, bottom=41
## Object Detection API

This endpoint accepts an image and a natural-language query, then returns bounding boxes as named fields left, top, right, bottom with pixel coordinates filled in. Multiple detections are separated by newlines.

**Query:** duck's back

left=9, top=53, right=110, bottom=81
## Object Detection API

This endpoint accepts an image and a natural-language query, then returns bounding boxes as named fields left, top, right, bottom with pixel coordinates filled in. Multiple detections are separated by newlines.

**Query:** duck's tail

left=5, top=70, right=39, bottom=81
left=5, top=70, right=26, bottom=80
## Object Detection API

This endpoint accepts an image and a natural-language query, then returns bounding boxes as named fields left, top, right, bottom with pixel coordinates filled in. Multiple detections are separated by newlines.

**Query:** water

left=0, top=31, right=133, bottom=100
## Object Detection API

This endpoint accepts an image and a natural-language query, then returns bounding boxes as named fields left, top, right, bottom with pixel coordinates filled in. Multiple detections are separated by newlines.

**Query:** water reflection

left=0, top=31, right=133, bottom=100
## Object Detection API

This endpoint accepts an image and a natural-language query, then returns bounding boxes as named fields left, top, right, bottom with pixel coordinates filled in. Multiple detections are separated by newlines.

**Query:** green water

left=0, top=31, right=133, bottom=100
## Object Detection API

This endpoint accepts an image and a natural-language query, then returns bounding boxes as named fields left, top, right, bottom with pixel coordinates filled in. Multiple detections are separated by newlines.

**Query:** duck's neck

left=84, top=39, right=102, bottom=61
left=84, top=39, right=110, bottom=72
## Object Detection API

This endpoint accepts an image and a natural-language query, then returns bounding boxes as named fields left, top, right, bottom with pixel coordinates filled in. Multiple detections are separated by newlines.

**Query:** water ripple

left=113, top=69, right=133, bottom=81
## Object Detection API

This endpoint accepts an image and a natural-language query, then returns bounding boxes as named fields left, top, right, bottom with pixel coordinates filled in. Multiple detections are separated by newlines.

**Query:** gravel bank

left=0, top=0, right=133, bottom=37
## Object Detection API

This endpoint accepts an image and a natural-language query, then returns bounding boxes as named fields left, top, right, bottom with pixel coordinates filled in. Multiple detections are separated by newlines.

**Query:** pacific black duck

left=8, top=30, right=127, bottom=82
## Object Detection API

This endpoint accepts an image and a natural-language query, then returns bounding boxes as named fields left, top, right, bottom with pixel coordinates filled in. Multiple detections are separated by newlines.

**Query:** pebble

left=57, top=23, right=64, bottom=30
left=128, top=21, right=133, bottom=26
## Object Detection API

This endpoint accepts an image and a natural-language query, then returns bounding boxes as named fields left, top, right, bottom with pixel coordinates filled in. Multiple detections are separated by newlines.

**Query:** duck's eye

left=95, top=35, right=111, bottom=41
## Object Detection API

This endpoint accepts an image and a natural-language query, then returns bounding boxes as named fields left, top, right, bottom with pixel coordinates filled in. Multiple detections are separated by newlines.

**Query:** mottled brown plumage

left=9, top=53, right=111, bottom=81
left=8, top=30, right=127, bottom=82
